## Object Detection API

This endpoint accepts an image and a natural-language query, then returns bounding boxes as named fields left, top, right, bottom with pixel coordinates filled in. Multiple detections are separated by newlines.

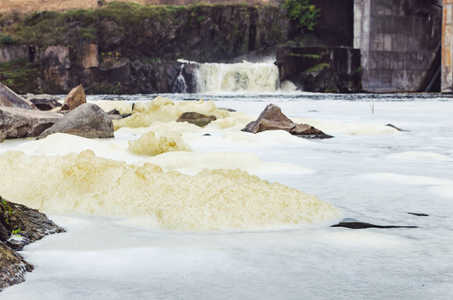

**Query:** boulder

left=60, top=84, right=86, bottom=111
left=177, top=112, right=217, bottom=127
left=0, top=83, right=35, bottom=109
left=38, top=103, right=114, bottom=139
left=289, top=124, right=333, bottom=139
left=0, top=106, right=64, bottom=142
left=242, top=104, right=332, bottom=139
left=0, top=195, right=64, bottom=292
left=27, top=95, right=62, bottom=111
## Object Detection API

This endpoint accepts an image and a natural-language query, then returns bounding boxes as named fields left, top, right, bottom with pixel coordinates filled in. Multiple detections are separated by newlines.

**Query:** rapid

left=0, top=91, right=452, bottom=299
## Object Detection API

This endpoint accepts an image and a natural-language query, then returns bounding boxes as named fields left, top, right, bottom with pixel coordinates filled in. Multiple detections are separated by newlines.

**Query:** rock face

left=27, top=95, right=62, bottom=111
left=38, top=103, right=114, bottom=139
left=60, top=84, right=86, bottom=111
left=177, top=112, right=217, bottom=127
left=0, top=3, right=287, bottom=94
left=0, top=195, right=64, bottom=292
left=0, top=106, right=64, bottom=142
left=0, top=83, right=35, bottom=109
left=242, top=104, right=332, bottom=139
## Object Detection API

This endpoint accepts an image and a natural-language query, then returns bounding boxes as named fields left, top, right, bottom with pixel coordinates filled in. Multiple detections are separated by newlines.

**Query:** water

left=195, top=61, right=279, bottom=93
left=1, top=93, right=453, bottom=299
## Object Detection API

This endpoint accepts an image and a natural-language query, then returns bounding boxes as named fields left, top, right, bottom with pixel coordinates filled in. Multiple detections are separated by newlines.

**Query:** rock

left=177, top=112, right=217, bottom=127
left=38, top=103, right=114, bottom=139
left=27, top=95, right=62, bottom=111
left=242, top=104, right=332, bottom=139
left=331, top=218, right=418, bottom=229
left=0, top=195, right=64, bottom=292
left=0, top=106, right=64, bottom=142
left=105, top=108, right=123, bottom=120
left=386, top=124, right=409, bottom=132
left=408, top=212, right=429, bottom=217
left=60, top=84, right=86, bottom=111
left=0, top=242, right=33, bottom=292
left=290, top=124, right=333, bottom=139
left=0, top=83, right=35, bottom=109
left=0, top=196, right=65, bottom=250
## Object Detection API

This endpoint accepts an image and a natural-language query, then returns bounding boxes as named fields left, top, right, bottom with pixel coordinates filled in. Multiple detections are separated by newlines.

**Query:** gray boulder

left=0, top=107, right=64, bottom=142
left=27, top=95, right=62, bottom=111
left=177, top=112, right=217, bottom=127
left=242, top=104, right=332, bottom=139
left=38, top=103, right=114, bottom=139
left=0, top=83, right=35, bottom=109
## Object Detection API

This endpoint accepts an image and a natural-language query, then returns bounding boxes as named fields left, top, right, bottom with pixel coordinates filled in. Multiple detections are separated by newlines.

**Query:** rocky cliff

left=0, top=2, right=288, bottom=94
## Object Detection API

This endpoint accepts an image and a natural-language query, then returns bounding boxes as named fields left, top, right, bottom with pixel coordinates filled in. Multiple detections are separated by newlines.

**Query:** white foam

left=143, top=151, right=315, bottom=176
left=361, top=172, right=453, bottom=186
left=293, top=118, right=398, bottom=136
left=388, top=151, right=451, bottom=161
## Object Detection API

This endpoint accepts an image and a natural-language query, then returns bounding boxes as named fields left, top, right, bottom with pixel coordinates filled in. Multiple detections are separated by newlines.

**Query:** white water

left=195, top=61, right=279, bottom=93
left=1, top=94, right=453, bottom=299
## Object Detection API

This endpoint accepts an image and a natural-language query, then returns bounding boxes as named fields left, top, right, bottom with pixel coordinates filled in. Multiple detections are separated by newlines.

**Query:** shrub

left=284, top=0, right=320, bottom=32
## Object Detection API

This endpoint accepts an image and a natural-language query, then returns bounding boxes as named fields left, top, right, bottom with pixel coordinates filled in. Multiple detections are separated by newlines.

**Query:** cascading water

left=195, top=61, right=280, bottom=93
left=172, top=64, right=188, bottom=93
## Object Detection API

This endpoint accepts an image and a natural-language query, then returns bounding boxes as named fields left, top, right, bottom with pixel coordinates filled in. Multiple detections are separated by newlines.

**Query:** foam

left=143, top=151, right=315, bottom=176
left=113, top=96, right=230, bottom=130
left=292, top=118, right=398, bottom=136
left=388, top=151, right=451, bottom=161
left=0, top=151, right=339, bottom=231
left=128, top=131, right=192, bottom=156
left=88, top=100, right=133, bottom=115
left=360, top=172, right=453, bottom=186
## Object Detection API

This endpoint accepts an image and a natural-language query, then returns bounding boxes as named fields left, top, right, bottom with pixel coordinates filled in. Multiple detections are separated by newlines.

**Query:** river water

left=1, top=92, right=452, bottom=299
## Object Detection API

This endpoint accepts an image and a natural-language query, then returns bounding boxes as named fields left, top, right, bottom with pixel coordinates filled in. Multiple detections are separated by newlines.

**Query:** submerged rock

left=177, top=111, right=217, bottom=127
left=0, top=83, right=35, bottom=110
left=0, top=195, right=64, bottom=291
left=60, top=84, right=86, bottom=111
left=242, top=104, right=332, bottom=139
left=0, top=106, right=63, bottom=142
left=331, top=218, right=418, bottom=229
left=38, top=103, right=114, bottom=139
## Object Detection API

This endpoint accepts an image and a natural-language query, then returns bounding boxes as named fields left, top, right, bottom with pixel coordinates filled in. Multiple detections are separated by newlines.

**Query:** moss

left=303, top=63, right=330, bottom=74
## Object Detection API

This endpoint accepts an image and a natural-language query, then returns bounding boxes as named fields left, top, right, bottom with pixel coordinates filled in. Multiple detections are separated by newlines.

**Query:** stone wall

left=355, top=0, right=442, bottom=92
left=276, top=47, right=362, bottom=93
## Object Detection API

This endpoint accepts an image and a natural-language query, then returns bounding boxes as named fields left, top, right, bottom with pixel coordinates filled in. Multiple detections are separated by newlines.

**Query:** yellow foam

left=128, top=131, right=192, bottom=156
left=0, top=150, right=339, bottom=231
left=113, top=96, right=230, bottom=130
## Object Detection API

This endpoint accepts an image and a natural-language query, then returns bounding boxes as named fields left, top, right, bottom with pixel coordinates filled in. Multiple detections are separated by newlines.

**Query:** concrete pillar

left=442, top=0, right=453, bottom=92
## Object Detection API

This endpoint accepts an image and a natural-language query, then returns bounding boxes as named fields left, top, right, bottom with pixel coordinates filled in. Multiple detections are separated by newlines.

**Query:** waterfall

left=195, top=61, right=280, bottom=93
left=172, top=64, right=188, bottom=93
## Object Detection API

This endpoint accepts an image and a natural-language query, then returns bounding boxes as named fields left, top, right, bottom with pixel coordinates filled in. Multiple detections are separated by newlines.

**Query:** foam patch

left=128, top=131, right=192, bottom=156
left=0, top=150, right=339, bottom=231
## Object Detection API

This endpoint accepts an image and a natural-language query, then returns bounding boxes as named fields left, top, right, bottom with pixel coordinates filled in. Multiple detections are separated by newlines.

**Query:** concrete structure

left=442, top=0, right=453, bottom=92
left=354, top=0, right=442, bottom=92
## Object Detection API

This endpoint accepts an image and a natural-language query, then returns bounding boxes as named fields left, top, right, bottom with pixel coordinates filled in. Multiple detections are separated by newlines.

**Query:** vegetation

left=284, top=0, right=320, bottom=33
left=0, top=58, right=40, bottom=92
